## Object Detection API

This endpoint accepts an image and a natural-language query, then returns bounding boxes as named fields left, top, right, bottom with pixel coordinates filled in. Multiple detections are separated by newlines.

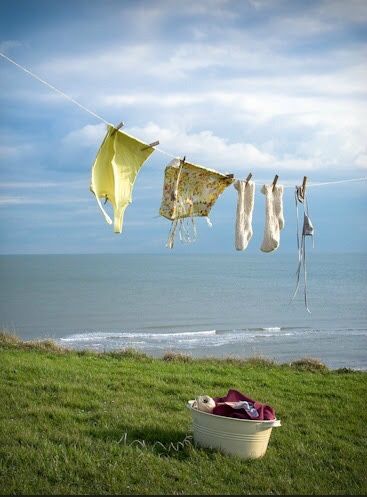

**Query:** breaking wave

left=57, top=327, right=305, bottom=352
left=60, top=330, right=216, bottom=342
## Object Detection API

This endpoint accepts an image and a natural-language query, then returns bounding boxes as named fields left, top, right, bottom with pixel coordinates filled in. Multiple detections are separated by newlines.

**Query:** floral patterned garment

left=159, top=158, right=234, bottom=221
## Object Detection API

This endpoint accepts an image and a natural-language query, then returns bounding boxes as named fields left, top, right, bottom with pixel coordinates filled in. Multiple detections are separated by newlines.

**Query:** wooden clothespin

left=245, top=172, right=253, bottom=184
left=111, top=122, right=124, bottom=136
left=301, top=176, right=308, bottom=199
left=141, top=140, right=160, bottom=151
left=272, top=174, right=279, bottom=191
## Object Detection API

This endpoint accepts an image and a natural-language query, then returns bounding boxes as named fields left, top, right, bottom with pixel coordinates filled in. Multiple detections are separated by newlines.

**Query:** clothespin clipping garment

left=296, top=176, right=308, bottom=203
left=110, top=121, right=124, bottom=136
left=301, top=176, right=307, bottom=200
left=272, top=174, right=279, bottom=191
left=245, top=173, right=253, bottom=184
left=141, top=140, right=160, bottom=151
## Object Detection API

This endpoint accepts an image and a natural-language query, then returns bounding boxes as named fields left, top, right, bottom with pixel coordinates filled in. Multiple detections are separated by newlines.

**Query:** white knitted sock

left=234, top=180, right=255, bottom=250
left=274, top=184, right=285, bottom=230
left=260, top=184, right=284, bottom=252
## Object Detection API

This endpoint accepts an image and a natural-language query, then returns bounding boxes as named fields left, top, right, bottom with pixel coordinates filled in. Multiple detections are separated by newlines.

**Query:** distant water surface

left=0, top=254, right=366, bottom=369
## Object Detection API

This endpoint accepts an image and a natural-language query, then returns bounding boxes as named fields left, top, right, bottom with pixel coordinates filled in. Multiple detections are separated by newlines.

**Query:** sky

left=0, top=0, right=366, bottom=254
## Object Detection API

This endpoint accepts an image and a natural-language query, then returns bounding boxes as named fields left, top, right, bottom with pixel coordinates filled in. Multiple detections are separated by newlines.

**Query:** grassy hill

left=0, top=332, right=366, bottom=495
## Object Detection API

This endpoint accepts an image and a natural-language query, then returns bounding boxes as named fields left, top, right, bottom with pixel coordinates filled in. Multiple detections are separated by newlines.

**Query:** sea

left=0, top=254, right=366, bottom=370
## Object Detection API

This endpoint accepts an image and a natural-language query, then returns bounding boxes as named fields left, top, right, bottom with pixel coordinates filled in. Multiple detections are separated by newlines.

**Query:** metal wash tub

left=187, top=400, right=281, bottom=459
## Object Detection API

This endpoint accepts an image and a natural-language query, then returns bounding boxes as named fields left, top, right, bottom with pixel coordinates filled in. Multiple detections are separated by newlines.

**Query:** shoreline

left=1, top=331, right=365, bottom=373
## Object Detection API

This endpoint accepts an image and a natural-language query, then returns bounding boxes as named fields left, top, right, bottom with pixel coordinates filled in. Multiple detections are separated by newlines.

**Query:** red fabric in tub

left=213, top=389, right=275, bottom=420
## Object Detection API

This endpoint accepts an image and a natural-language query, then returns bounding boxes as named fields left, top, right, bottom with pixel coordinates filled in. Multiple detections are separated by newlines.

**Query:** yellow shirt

left=90, top=126, right=155, bottom=233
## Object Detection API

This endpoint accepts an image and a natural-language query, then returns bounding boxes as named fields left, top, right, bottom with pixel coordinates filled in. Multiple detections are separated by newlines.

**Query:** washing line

left=260, top=176, right=367, bottom=189
left=304, top=177, right=367, bottom=187
left=1, top=51, right=367, bottom=189
left=0, top=52, right=176, bottom=159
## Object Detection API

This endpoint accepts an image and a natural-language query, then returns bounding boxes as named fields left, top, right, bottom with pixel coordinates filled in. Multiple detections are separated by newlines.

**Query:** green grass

left=0, top=332, right=366, bottom=495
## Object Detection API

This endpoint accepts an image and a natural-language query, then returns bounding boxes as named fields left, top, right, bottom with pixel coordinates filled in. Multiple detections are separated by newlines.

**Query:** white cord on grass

left=117, top=432, right=193, bottom=456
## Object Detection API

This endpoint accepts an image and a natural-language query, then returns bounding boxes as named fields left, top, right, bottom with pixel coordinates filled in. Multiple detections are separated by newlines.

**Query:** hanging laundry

left=291, top=184, right=314, bottom=313
left=159, top=158, right=234, bottom=248
left=90, top=125, right=155, bottom=233
left=234, top=179, right=255, bottom=250
left=260, top=184, right=285, bottom=252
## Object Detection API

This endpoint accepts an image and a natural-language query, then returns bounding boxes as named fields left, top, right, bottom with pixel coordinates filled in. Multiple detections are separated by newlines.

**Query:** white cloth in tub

left=193, top=395, right=216, bottom=413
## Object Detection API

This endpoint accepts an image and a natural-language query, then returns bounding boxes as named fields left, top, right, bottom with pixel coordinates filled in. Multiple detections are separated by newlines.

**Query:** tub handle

left=256, top=419, right=281, bottom=430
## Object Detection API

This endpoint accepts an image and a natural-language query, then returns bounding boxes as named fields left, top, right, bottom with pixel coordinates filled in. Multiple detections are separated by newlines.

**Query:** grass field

left=0, top=332, right=366, bottom=495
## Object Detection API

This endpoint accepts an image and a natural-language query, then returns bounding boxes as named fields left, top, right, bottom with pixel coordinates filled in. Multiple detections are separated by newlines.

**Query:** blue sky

left=0, top=0, right=366, bottom=254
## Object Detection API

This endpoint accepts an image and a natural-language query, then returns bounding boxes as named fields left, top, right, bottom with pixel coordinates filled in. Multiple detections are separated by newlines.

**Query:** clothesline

left=264, top=177, right=367, bottom=189
left=1, top=51, right=367, bottom=189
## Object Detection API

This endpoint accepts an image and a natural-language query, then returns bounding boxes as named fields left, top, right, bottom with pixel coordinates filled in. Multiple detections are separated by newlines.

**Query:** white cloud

left=61, top=114, right=366, bottom=176
left=31, top=31, right=365, bottom=91
left=99, top=82, right=366, bottom=128
left=127, top=122, right=315, bottom=172
left=62, top=123, right=106, bottom=148
left=97, top=79, right=366, bottom=175
left=355, top=154, right=367, bottom=169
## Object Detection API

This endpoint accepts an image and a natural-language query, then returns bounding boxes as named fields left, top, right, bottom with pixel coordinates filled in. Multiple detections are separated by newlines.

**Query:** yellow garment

left=90, top=125, right=155, bottom=233
left=160, top=158, right=234, bottom=220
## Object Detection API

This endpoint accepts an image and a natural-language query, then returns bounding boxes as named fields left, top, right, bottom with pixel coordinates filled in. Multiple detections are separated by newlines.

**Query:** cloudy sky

left=0, top=0, right=366, bottom=254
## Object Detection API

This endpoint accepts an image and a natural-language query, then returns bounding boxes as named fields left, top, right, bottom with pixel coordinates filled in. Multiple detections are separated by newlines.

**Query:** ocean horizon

left=0, top=253, right=366, bottom=370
